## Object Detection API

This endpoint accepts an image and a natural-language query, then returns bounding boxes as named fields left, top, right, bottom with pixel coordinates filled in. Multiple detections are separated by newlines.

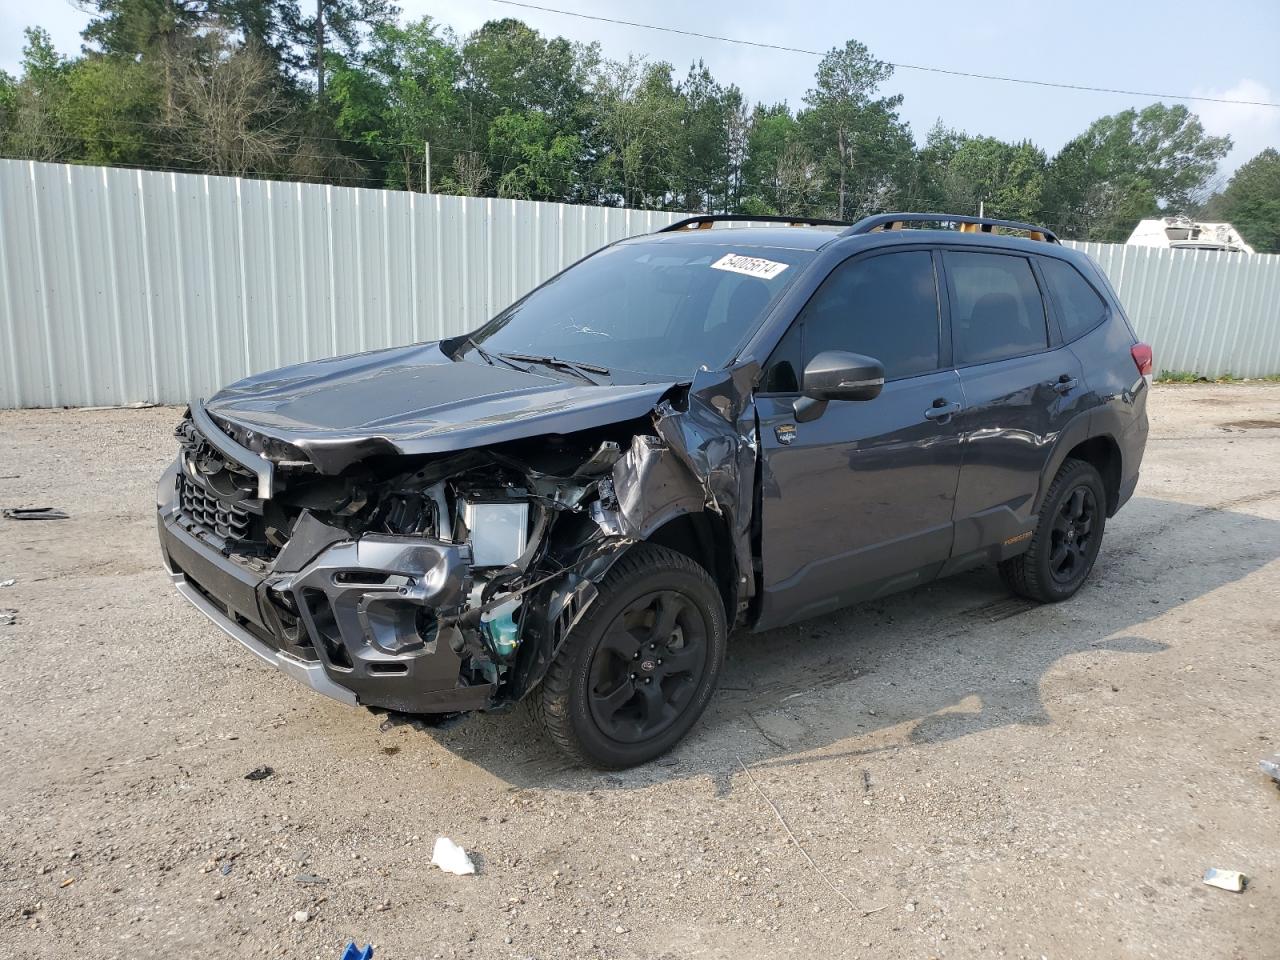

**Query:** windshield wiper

left=499, top=353, right=609, bottom=385
left=463, top=338, right=530, bottom=373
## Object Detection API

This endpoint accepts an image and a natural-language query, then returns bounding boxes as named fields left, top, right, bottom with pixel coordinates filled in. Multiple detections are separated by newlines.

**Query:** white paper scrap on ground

left=431, top=836, right=477, bottom=876
left=710, top=252, right=789, bottom=280
left=1202, top=868, right=1246, bottom=892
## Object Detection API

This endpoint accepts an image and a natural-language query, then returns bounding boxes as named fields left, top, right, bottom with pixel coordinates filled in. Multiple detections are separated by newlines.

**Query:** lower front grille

left=178, top=475, right=252, bottom=543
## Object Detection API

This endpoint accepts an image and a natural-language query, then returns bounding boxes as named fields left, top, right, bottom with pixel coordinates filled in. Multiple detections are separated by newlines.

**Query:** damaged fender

left=588, top=364, right=760, bottom=623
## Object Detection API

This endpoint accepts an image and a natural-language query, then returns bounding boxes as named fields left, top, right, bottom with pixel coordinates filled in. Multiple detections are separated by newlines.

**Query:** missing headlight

left=463, top=500, right=529, bottom=567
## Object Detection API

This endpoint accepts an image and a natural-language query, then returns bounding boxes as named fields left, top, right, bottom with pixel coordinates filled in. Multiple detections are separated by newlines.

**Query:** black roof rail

left=844, top=213, right=1060, bottom=244
left=659, top=214, right=852, bottom=232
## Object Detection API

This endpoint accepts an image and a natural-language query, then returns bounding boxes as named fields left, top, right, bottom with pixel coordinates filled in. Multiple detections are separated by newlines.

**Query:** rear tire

left=999, top=458, right=1106, bottom=603
left=535, top=544, right=727, bottom=768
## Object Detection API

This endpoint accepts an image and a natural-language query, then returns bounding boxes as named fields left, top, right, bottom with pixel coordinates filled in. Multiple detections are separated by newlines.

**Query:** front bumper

left=157, top=461, right=495, bottom=714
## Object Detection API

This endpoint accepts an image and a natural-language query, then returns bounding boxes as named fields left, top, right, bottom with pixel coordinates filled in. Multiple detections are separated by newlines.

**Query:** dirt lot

left=1, top=383, right=1278, bottom=960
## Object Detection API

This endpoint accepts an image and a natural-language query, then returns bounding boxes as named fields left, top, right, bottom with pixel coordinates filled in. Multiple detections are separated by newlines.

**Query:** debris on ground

left=78, top=401, right=160, bottom=412
left=3, top=507, right=70, bottom=521
left=340, top=943, right=374, bottom=960
left=430, top=837, right=477, bottom=876
left=0, top=578, right=16, bottom=587
left=243, top=766, right=274, bottom=781
left=220, top=862, right=232, bottom=876
left=1203, top=868, right=1247, bottom=892
left=292, top=909, right=311, bottom=923
left=1261, top=756, right=1280, bottom=785
left=0, top=609, right=17, bottom=626
left=378, top=710, right=464, bottom=733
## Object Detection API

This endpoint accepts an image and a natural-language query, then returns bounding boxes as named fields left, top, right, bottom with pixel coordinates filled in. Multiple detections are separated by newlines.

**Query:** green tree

left=588, top=57, right=683, bottom=208
left=739, top=103, right=800, bottom=214
left=0, top=28, right=77, bottom=161
left=281, top=0, right=399, bottom=99
left=1045, top=104, right=1230, bottom=241
left=797, top=39, right=913, bottom=219
left=63, top=55, right=163, bottom=166
left=488, top=110, right=580, bottom=200
left=672, top=62, right=744, bottom=212
left=328, top=17, right=462, bottom=189
left=904, top=120, right=969, bottom=210
left=943, top=135, right=1047, bottom=222
left=80, top=0, right=204, bottom=58
left=1209, top=148, right=1280, bottom=253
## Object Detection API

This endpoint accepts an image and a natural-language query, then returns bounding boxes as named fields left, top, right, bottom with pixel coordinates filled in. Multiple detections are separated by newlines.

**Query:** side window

left=1038, top=257, right=1108, bottom=342
left=761, top=250, right=941, bottom=390
left=947, top=252, right=1049, bottom=365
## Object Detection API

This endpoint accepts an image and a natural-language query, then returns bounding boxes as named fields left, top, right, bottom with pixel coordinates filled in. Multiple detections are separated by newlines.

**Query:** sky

left=4, top=0, right=1278, bottom=179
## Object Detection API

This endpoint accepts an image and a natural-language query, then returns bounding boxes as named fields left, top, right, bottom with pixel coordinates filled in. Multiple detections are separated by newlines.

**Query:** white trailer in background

left=1126, top=216, right=1255, bottom=253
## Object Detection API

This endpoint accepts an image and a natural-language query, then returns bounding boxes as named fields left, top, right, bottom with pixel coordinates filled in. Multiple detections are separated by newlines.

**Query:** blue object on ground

left=340, top=943, right=373, bottom=960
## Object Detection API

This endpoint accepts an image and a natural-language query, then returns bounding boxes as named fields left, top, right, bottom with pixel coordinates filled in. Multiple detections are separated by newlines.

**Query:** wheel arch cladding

left=1061, top=435, right=1123, bottom=516
left=1036, top=410, right=1123, bottom=518
left=642, top=511, right=736, bottom=624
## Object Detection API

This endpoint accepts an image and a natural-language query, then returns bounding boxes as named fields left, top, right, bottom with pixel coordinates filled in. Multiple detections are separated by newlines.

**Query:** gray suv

left=157, top=213, right=1150, bottom=767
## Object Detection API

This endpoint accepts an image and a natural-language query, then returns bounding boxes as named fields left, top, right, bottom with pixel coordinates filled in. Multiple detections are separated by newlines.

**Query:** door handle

left=924, top=399, right=961, bottom=421
left=1053, top=374, right=1079, bottom=395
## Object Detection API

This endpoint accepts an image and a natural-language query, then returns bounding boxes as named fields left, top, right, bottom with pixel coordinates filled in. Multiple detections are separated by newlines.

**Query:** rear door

left=943, top=249, right=1088, bottom=560
left=754, top=248, right=965, bottom=629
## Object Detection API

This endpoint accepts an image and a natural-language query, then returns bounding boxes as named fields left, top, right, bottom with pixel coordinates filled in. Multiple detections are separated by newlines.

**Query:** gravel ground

left=1, top=383, right=1278, bottom=960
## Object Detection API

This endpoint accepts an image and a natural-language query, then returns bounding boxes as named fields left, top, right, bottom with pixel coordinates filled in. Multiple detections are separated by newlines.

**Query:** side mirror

left=793, top=351, right=884, bottom=423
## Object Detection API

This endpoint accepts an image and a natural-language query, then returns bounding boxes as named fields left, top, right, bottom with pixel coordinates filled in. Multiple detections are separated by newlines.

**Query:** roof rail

left=844, top=213, right=1060, bottom=244
left=659, top=214, right=852, bottom=233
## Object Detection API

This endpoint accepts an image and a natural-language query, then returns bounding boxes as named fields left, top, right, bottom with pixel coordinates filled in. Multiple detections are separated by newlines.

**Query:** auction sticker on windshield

left=710, top=252, right=790, bottom=280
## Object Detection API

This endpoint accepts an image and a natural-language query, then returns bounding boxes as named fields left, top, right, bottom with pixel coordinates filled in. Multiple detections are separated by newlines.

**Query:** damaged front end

left=157, top=371, right=756, bottom=716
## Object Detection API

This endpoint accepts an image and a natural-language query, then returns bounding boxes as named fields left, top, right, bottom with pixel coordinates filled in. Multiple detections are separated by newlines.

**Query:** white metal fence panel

left=1063, top=241, right=1280, bottom=379
left=2, top=159, right=1279, bottom=408
left=0, top=160, right=681, bottom=408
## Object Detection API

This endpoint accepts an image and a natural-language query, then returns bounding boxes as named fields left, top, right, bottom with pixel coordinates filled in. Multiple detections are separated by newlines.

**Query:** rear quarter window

left=1039, top=257, right=1109, bottom=342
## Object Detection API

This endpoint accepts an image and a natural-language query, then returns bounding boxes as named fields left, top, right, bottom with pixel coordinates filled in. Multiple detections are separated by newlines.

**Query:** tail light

left=1131, top=342, right=1153, bottom=379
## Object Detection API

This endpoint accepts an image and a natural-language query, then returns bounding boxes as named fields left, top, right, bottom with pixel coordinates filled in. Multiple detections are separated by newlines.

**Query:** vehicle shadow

left=408, top=493, right=1280, bottom=789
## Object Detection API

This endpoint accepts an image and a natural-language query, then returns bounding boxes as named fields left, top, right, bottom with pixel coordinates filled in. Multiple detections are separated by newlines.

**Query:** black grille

left=178, top=475, right=252, bottom=544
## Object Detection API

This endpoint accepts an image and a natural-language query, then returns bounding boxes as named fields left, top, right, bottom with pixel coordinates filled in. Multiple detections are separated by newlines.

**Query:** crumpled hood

left=205, top=342, right=676, bottom=471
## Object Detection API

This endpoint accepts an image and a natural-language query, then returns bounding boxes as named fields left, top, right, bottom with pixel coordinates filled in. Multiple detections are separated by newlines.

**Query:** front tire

left=535, top=544, right=727, bottom=768
left=999, top=457, right=1107, bottom=603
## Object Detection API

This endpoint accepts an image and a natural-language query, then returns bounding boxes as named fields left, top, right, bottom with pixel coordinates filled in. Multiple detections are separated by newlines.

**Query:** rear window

left=947, top=252, right=1049, bottom=365
left=1039, top=257, right=1109, bottom=341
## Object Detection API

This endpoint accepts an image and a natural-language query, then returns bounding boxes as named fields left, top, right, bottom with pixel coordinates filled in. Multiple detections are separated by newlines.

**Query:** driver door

left=753, top=249, right=965, bottom=630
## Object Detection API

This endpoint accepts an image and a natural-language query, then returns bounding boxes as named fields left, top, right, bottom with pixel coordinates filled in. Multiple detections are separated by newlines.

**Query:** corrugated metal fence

left=0, top=160, right=680, bottom=408
left=2, top=159, right=1278, bottom=408
left=1064, top=240, right=1280, bottom=380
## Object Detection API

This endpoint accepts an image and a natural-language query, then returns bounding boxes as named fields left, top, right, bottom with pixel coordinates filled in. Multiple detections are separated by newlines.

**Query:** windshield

left=460, top=241, right=815, bottom=381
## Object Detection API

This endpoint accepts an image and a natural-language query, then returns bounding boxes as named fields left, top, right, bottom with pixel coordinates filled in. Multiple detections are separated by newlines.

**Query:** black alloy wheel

left=535, top=543, right=727, bottom=768
left=586, top=591, right=709, bottom=744
left=999, top=457, right=1107, bottom=603
left=1049, top=485, right=1098, bottom=584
